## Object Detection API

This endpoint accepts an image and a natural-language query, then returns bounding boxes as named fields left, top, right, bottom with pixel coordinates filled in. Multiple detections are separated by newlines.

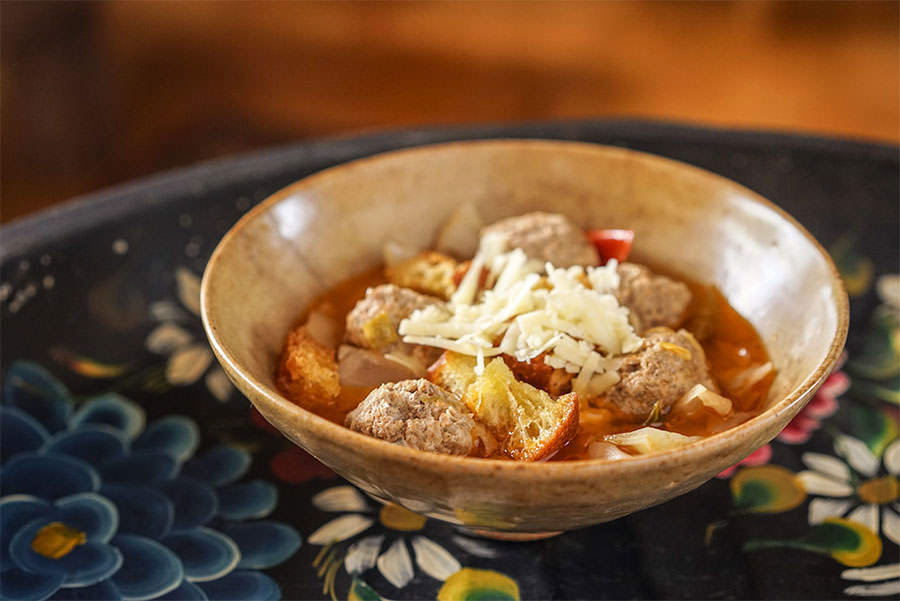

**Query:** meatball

left=345, top=379, right=477, bottom=455
left=615, top=262, right=691, bottom=333
left=479, top=212, right=598, bottom=267
left=604, top=328, right=717, bottom=418
left=345, top=284, right=443, bottom=355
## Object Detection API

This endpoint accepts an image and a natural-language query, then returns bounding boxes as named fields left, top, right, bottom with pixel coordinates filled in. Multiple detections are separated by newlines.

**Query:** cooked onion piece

left=304, top=308, right=339, bottom=349
left=587, top=441, right=631, bottom=460
left=435, top=201, right=484, bottom=259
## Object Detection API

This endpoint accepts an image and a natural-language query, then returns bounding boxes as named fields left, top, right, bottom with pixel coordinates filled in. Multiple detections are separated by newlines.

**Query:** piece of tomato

left=587, top=229, right=634, bottom=265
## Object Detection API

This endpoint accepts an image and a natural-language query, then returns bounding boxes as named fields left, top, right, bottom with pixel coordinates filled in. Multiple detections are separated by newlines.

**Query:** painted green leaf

left=744, top=518, right=882, bottom=567
left=848, top=306, right=900, bottom=380
left=849, top=404, right=899, bottom=457
left=849, top=376, right=900, bottom=407
left=730, top=465, right=806, bottom=514
left=438, top=568, right=520, bottom=601
left=49, top=347, right=130, bottom=379
left=830, top=234, right=874, bottom=298
left=348, top=577, right=385, bottom=601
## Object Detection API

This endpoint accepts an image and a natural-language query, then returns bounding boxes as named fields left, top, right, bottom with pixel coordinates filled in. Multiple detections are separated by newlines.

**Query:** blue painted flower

left=1, top=494, right=122, bottom=600
left=1, top=361, right=301, bottom=601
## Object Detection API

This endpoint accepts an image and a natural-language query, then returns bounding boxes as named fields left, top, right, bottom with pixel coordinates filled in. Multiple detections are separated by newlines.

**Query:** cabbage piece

left=382, top=240, right=418, bottom=268
left=673, top=384, right=733, bottom=416
left=724, top=362, right=774, bottom=394
left=337, top=345, right=417, bottom=387
left=305, top=308, right=339, bottom=349
left=604, top=427, right=700, bottom=454
left=436, top=202, right=483, bottom=259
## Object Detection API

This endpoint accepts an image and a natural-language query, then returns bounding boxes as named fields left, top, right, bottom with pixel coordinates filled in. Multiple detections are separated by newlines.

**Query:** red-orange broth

left=285, top=267, right=775, bottom=461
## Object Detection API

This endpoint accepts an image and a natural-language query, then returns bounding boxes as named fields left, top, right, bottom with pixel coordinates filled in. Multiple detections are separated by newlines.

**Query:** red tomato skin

left=587, top=229, right=634, bottom=265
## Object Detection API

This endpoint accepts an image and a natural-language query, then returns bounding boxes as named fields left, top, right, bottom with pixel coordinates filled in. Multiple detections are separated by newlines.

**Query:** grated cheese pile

left=398, top=248, right=643, bottom=397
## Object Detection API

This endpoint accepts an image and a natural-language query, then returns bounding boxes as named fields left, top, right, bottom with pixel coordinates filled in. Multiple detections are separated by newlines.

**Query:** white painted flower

left=842, top=564, right=900, bottom=597
left=307, top=485, right=494, bottom=592
left=145, top=267, right=233, bottom=401
left=798, top=437, right=900, bottom=596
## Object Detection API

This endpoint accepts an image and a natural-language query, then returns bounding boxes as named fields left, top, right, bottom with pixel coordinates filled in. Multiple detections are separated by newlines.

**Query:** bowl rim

left=201, top=138, right=849, bottom=477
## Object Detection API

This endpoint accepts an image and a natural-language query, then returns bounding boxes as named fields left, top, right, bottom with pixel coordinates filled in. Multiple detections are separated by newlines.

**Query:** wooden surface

left=2, top=1, right=898, bottom=223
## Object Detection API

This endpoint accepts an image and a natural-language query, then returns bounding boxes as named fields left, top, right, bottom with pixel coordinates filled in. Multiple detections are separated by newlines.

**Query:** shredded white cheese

left=399, top=249, right=643, bottom=393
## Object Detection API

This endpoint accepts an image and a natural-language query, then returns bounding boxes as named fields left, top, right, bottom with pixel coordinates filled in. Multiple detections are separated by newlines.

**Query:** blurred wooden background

left=2, top=1, right=898, bottom=223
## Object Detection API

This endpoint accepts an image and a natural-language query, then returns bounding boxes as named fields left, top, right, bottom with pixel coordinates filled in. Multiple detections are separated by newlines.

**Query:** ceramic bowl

left=201, top=139, right=848, bottom=537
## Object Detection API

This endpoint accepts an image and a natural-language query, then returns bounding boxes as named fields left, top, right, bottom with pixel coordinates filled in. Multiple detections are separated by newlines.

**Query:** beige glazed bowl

left=201, top=140, right=848, bottom=537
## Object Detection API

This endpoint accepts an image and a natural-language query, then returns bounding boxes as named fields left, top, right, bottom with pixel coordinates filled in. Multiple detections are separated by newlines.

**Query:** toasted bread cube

left=385, top=251, right=458, bottom=300
left=463, top=358, right=578, bottom=461
left=427, top=351, right=478, bottom=397
left=277, top=325, right=340, bottom=405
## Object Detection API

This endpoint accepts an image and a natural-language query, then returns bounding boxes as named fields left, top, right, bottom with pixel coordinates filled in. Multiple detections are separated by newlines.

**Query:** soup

left=276, top=211, right=775, bottom=462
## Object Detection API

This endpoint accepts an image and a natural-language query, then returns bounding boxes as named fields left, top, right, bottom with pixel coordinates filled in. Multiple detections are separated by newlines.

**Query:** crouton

left=385, top=251, right=458, bottom=300
left=463, top=358, right=578, bottom=461
left=427, top=351, right=479, bottom=397
left=276, top=325, right=340, bottom=405
left=429, top=352, right=578, bottom=460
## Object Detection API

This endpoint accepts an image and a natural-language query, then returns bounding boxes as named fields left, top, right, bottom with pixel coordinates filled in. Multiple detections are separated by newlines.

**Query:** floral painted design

left=847, top=300, right=900, bottom=407
left=797, top=436, right=899, bottom=547
left=830, top=233, right=875, bottom=299
left=727, top=403, right=899, bottom=595
left=730, top=464, right=807, bottom=514
left=719, top=271, right=900, bottom=597
left=734, top=420, right=900, bottom=596
left=0, top=192, right=893, bottom=600
left=305, top=485, right=517, bottom=600
left=0, top=361, right=300, bottom=601
left=145, top=268, right=234, bottom=402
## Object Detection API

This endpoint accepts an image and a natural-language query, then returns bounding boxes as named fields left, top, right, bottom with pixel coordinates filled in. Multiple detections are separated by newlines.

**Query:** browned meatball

left=344, top=284, right=443, bottom=352
left=604, top=328, right=717, bottom=418
left=479, top=212, right=598, bottom=267
left=345, top=379, right=477, bottom=455
left=615, top=262, right=691, bottom=333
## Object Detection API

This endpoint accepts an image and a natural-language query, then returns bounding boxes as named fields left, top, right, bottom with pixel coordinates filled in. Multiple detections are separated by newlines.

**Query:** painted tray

left=1, top=121, right=897, bottom=601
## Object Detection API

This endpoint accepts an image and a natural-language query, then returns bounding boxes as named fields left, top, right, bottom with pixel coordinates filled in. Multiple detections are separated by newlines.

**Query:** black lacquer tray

left=2, top=121, right=897, bottom=601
